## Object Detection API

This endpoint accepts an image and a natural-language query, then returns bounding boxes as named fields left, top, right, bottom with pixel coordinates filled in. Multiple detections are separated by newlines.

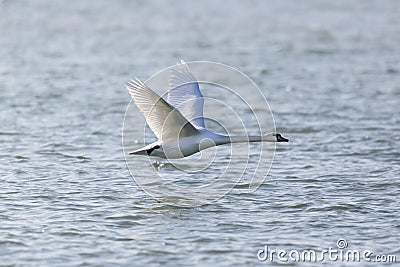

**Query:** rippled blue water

left=1, top=0, right=399, bottom=266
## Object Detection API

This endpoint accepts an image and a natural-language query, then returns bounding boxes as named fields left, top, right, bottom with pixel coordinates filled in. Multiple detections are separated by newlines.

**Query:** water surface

left=0, top=0, right=399, bottom=266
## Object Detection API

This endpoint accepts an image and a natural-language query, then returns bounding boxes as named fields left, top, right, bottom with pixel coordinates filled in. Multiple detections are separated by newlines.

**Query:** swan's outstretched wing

left=126, top=78, right=199, bottom=141
left=168, top=60, right=205, bottom=129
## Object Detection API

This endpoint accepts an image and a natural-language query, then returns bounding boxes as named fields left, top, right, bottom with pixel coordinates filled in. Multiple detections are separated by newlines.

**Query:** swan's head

left=273, top=133, right=289, bottom=142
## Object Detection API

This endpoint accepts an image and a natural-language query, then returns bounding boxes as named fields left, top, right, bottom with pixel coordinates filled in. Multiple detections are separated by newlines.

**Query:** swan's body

left=126, top=60, right=288, bottom=159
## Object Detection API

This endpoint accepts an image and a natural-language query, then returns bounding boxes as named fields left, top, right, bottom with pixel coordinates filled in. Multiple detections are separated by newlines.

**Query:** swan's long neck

left=213, top=133, right=276, bottom=146
left=229, top=134, right=276, bottom=143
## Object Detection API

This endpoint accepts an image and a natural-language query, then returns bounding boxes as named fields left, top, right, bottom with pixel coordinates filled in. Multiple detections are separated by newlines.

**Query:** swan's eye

left=154, top=145, right=160, bottom=149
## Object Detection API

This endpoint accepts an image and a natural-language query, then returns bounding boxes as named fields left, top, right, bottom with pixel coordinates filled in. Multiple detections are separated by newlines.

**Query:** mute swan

left=126, top=60, right=288, bottom=159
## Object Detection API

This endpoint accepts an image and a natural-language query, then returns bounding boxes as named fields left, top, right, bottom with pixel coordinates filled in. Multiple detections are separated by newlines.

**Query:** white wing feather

left=168, top=60, right=205, bottom=129
left=126, top=78, right=198, bottom=141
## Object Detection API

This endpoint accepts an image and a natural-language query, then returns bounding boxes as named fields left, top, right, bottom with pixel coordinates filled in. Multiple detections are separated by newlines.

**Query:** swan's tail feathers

left=129, top=148, right=148, bottom=156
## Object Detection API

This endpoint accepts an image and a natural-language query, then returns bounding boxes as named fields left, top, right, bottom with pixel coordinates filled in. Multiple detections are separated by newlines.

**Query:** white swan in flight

left=126, top=60, right=288, bottom=159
